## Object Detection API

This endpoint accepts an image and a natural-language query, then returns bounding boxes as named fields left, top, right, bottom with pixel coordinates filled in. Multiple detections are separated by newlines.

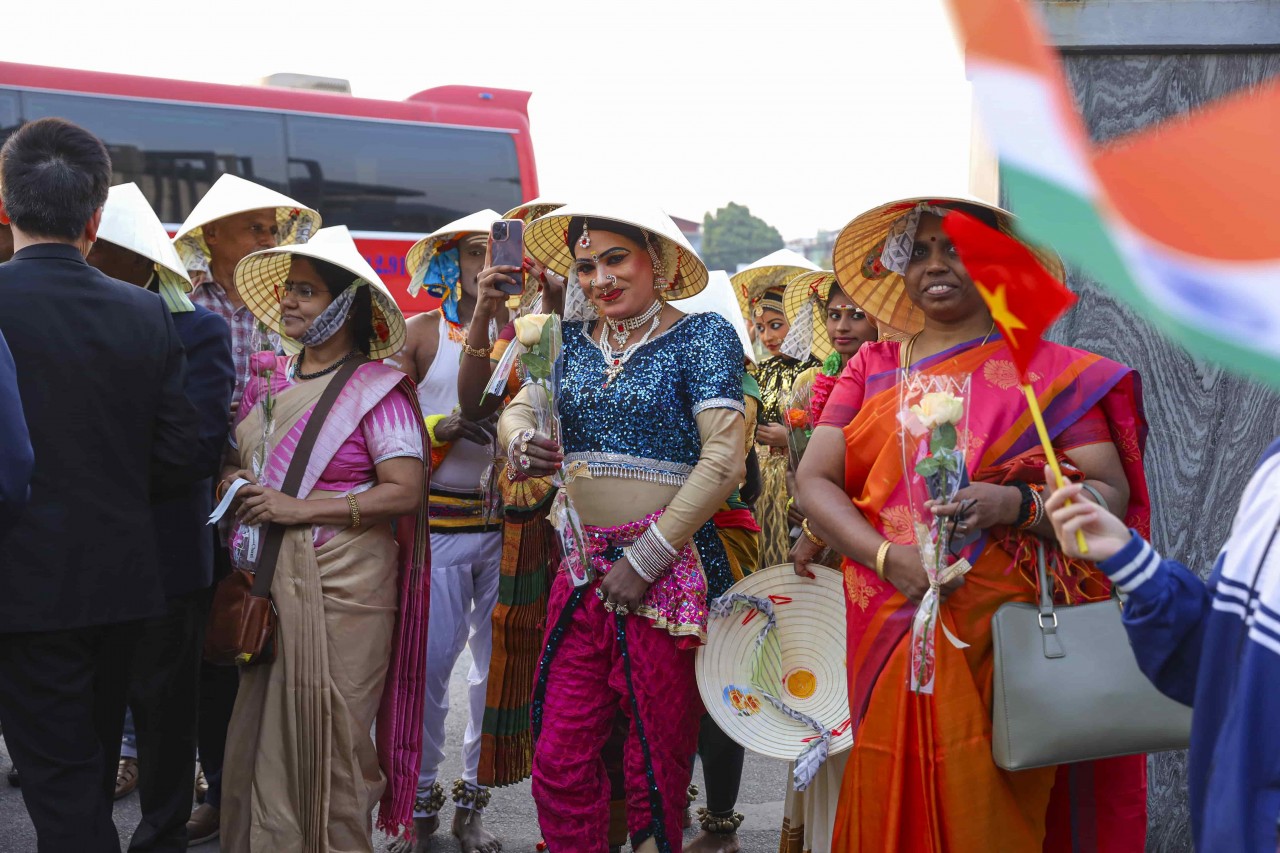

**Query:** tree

left=700, top=202, right=784, bottom=272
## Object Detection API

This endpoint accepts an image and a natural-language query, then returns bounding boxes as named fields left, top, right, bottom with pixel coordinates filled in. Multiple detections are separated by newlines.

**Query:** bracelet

left=1011, top=481, right=1035, bottom=528
left=215, top=479, right=229, bottom=501
left=424, top=414, right=449, bottom=449
left=346, top=493, right=362, bottom=529
left=1021, top=485, right=1046, bottom=530
left=462, top=341, right=493, bottom=359
left=800, top=518, right=825, bottom=549
left=625, top=526, right=679, bottom=583
left=874, top=539, right=893, bottom=580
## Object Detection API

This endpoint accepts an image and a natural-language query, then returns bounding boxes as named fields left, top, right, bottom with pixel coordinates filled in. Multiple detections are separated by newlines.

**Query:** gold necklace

left=901, top=321, right=995, bottom=370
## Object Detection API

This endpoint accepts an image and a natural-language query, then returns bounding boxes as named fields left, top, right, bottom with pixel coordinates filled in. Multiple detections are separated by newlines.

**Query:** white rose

left=910, top=392, right=965, bottom=430
left=513, top=313, right=551, bottom=347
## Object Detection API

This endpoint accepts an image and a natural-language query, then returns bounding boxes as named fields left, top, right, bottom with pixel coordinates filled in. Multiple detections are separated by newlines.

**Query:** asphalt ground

left=0, top=647, right=792, bottom=852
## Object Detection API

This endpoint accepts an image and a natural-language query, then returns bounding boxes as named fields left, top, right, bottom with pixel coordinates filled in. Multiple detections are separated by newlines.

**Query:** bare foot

left=682, top=830, right=741, bottom=853
left=387, top=816, right=440, bottom=853
left=452, top=806, right=501, bottom=853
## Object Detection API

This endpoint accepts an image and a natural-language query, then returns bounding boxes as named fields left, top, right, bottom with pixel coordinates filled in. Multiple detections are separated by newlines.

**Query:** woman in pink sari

left=218, top=226, right=430, bottom=852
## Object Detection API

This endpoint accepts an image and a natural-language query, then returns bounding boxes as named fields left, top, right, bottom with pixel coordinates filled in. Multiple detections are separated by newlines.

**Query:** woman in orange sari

left=795, top=198, right=1149, bottom=852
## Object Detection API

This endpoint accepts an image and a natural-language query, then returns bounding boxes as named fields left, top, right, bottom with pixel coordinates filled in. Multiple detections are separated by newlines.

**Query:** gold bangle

left=462, top=341, right=493, bottom=359
left=875, top=540, right=893, bottom=580
left=800, top=518, right=825, bottom=549
left=346, top=493, right=362, bottom=529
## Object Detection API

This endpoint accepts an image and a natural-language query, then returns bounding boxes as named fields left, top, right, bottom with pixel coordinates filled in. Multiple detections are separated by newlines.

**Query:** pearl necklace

left=611, top=299, right=663, bottom=347
left=597, top=310, right=662, bottom=389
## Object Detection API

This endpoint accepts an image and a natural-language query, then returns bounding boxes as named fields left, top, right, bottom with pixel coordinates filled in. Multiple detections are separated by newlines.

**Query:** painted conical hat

left=172, top=174, right=320, bottom=272
left=404, top=209, right=502, bottom=290
left=832, top=196, right=1065, bottom=336
left=524, top=201, right=709, bottom=301
left=696, top=564, right=852, bottom=761
left=99, top=182, right=192, bottom=292
left=730, top=249, right=820, bottom=321
left=234, top=225, right=405, bottom=360
left=781, top=270, right=842, bottom=363
left=671, top=270, right=756, bottom=363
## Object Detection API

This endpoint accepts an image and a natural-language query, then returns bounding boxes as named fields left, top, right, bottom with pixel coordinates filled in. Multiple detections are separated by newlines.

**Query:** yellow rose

left=513, top=313, right=551, bottom=347
left=910, top=392, right=964, bottom=430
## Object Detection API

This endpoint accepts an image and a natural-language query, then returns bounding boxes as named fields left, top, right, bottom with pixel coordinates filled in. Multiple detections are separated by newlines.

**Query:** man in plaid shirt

left=171, top=174, right=318, bottom=845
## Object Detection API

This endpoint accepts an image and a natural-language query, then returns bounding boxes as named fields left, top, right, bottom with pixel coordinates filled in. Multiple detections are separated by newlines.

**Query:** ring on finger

left=519, top=454, right=531, bottom=470
left=615, top=604, right=630, bottom=617
left=603, top=600, right=616, bottom=613
left=595, top=587, right=605, bottom=601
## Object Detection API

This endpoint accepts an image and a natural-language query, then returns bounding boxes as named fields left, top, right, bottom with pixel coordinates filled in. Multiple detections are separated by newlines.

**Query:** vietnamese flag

left=942, top=210, right=1077, bottom=381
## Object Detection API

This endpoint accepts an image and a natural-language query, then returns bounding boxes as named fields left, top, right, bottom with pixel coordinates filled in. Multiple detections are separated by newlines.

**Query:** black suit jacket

left=0, top=243, right=201, bottom=632
left=151, top=305, right=234, bottom=598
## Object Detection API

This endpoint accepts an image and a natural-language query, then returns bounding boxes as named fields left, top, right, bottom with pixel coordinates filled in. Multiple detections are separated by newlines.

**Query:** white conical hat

left=234, top=226, right=405, bottom=360
left=730, top=249, right=820, bottom=320
left=696, top=564, right=852, bottom=762
left=173, top=174, right=320, bottom=272
left=98, top=182, right=192, bottom=292
left=502, top=198, right=564, bottom=225
left=672, top=270, right=756, bottom=363
left=404, top=209, right=502, bottom=291
left=524, top=201, right=709, bottom=301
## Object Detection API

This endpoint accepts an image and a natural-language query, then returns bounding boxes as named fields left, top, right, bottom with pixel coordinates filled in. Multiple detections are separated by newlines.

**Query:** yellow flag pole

left=1021, top=383, right=1089, bottom=555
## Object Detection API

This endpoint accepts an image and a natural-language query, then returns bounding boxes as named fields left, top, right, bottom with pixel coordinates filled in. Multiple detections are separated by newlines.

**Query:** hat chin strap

left=779, top=298, right=815, bottom=361
left=298, top=283, right=360, bottom=347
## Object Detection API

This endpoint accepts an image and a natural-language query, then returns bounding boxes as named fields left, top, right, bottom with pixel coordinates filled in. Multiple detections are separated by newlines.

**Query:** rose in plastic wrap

left=513, top=313, right=551, bottom=347
left=910, top=391, right=964, bottom=430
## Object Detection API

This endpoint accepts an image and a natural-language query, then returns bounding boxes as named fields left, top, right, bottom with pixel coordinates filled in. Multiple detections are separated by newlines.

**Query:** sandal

left=115, top=757, right=138, bottom=800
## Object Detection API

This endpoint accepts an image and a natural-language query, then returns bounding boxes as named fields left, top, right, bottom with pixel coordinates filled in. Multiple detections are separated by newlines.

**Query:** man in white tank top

left=387, top=210, right=505, bottom=853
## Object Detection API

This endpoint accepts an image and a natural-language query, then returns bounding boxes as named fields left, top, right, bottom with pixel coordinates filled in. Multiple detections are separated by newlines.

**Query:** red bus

left=0, top=61, right=539, bottom=313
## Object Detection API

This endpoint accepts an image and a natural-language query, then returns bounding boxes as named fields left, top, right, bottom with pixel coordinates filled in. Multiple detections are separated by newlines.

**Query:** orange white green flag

left=945, top=0, right=1280, bottom=389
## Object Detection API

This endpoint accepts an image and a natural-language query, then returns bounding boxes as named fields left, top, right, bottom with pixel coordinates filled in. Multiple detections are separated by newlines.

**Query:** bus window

left=0, top=92, right=19, bottom=147
left=285, top=115, right=523, bottom=235
left=19, top=92, right=289, bottom=224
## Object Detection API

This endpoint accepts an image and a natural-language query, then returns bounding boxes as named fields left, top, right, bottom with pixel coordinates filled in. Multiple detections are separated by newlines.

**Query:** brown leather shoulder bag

left=204, top=358, right=365, bottom=666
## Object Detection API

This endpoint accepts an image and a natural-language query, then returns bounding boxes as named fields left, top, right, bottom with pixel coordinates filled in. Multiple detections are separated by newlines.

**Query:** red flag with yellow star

left=942, top=211, right=1077, bottom=381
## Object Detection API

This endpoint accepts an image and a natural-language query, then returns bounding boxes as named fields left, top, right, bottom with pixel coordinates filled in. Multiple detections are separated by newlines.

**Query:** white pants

left=415, top=528, right=502, bottom=816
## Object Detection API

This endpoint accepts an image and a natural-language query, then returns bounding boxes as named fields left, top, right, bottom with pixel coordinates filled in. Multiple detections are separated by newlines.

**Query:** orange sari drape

left=830, top=337, right=1150, bottom=852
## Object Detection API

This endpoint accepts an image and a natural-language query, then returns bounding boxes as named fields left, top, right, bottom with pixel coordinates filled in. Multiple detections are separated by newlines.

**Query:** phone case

left=490, top=219, right=525, bottom=295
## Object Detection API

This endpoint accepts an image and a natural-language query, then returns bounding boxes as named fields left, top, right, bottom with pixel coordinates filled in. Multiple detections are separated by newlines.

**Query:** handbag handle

left=1034, top=542, right=1067, bottom=660
left=249, top=357, right=367, bottom=598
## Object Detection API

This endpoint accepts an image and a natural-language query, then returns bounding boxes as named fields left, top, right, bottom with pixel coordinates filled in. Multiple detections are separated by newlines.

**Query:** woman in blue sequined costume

left=498, top=205, right=745, bottom=853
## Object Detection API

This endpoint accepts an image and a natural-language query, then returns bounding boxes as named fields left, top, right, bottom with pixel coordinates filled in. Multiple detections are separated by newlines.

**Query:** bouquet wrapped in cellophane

left=897, top=372, right=974, bottom=694
left=782, top=369, right=817, bottom=470
left=499, top=314, right=594, bottom=586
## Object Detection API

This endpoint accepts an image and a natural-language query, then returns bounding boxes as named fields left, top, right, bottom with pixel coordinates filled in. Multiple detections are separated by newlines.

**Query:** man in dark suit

left=0, top=325, right=32, bottom=536
left=86, top=182, right=235, bottom=852
left=0, top=118, right=202, bottom=852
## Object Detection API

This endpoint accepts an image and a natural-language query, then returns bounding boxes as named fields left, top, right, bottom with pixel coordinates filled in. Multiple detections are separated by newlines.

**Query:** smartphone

left=489, top=219, right=525, bottom=295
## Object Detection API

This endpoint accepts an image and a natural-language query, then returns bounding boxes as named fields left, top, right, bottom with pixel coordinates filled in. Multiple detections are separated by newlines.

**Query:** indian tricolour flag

left=946, top=0, right=1280, bottom=389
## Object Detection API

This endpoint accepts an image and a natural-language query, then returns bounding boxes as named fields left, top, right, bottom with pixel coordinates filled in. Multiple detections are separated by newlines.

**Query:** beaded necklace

left=610, top=298, right=662, bottom=347
left=596, top=310, right=662, bottom=389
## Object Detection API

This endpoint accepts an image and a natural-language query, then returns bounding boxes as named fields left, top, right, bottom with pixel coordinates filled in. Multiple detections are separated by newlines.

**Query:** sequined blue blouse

left=559, top=312, right=744, bottom=486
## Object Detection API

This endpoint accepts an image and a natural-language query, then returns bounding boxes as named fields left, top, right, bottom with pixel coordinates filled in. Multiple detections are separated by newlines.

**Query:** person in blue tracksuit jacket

left=1045, top=439, right=1280, bottom=852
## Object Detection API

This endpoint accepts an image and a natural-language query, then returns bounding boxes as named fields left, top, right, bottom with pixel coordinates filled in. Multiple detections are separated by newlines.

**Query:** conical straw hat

left=172, top=174, right=320, bottom=272
left=672, top=270, right=756, bottom=363
left=98, top=182, right=192, bottom=292
left=524, top=201, right=709, bottom=301
left=404, top=209, right=502, bottom=288
left=234, top=225, right=405, bottom=360
left=832, top=196, right=1065, bottom=336
left=781, top=270, right=842, bottom=363
left=730, top=249, right=820, bottom=320
left=696, top=564, right=852, bottom=761
left=502, top=198, right=564, bottom=225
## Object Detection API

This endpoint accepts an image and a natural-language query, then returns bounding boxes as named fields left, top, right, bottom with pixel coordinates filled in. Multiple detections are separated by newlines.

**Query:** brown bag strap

left=250, top=357, right=368, bottom=597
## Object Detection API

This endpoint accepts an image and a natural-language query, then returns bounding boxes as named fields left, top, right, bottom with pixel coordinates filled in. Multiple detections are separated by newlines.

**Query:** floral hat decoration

left=405, top=209, right=502, bottom=323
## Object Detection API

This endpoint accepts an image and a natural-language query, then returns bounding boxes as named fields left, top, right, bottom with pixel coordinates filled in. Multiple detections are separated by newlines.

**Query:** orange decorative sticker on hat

left=784, top=668, right=817, bottom=701
left=723, top=685, right=761, bottom=717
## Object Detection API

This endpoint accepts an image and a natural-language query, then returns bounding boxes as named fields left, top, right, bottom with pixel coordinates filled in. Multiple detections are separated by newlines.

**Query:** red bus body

left=0, top=61, right=539, bottom=314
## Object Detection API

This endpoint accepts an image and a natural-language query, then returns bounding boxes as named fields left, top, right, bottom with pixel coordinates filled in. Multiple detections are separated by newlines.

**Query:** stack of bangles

left=506, top=428, right=536, bottom=481
left=622, top=525, right=678, bottom=584
left=1012, top=481, right=1047, bottom=530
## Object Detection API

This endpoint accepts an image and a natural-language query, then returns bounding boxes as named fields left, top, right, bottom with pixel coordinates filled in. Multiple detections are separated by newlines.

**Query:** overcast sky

left=7, top=0, right=976, bottom=240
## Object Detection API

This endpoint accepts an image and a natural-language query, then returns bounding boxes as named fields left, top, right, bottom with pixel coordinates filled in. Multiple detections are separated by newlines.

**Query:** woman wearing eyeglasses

left=216, top=227, right=430, bottom=852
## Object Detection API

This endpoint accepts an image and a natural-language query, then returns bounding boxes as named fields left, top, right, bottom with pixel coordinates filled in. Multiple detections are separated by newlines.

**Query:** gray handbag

left=990, top=539, right=1192, bottom=771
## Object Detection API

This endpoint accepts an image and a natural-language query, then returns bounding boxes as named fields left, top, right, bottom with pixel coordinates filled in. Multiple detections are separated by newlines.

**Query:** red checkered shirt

left=190, top=279, right=272, bottom=420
